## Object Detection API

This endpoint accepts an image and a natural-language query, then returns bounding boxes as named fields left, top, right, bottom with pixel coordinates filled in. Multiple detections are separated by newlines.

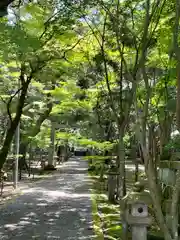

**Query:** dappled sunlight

left=125, top=163, right=144, bottom=172
left=99, top=203, right=120, bottom=214
left=46, top=191, right=91, bottom=198
left=0, top=158, right=95, bottom=239
left=3, top=223, right=27, bottom=231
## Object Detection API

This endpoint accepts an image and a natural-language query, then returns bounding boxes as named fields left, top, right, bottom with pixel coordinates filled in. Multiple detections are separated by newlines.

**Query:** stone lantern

left=121, top=182, right=152, bottom=240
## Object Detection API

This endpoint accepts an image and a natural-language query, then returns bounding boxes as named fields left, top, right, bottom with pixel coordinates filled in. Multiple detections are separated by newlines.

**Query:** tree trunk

left=0, top=80, right=30, bottom=170
left=136, top=70, right=173, bottom=239
left=64, top=142, right=69, bottom=162
left=176, top=57, right=180, bottom=123
left=19, top=142, right=29, bottom=180
left=100, top=163, right=105, bottom=181
left=131, top=135, right=139, bottom=182
left=169, top=64, right=180, bottom=240
left=143, top=147, right=173, bottom=240
left=48, top=121, right=56, bottom=166
left=138, top=104, right=172, bottom=239
left=117, top=129, right=126, bottom=199
left=28, top=144, right=33, bottom=177
left=18, top=99, right=54, bottom=169
left=159, top=116, right=172, bottom=156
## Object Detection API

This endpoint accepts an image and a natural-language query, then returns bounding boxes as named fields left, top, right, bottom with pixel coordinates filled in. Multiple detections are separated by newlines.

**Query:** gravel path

left=0, top=158, right=95, bottom=240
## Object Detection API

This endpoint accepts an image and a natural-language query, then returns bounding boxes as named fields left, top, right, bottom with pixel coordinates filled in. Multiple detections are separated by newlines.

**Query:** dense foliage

left=1, top=1, right=180, bottom=240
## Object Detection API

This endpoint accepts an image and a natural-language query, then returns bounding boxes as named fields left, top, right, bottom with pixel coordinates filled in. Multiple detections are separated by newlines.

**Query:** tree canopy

left=1, top=1, right=180, bottom=239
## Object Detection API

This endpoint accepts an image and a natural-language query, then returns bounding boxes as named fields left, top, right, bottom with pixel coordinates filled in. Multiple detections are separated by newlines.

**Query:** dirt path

left=0, top=157, right=95, bottom=240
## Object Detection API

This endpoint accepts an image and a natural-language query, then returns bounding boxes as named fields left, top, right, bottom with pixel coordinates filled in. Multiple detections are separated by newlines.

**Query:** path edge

left=90, top=188, right=104, bottom=240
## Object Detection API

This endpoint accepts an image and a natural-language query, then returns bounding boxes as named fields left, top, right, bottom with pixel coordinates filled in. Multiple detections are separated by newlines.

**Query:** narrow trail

left=0, top=158, right=95, bottom=240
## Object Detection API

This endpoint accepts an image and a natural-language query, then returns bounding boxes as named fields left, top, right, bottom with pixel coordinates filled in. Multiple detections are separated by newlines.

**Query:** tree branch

left=100, top=13, right=120, bottom=124
left=0, top=87, right=22, bottom=122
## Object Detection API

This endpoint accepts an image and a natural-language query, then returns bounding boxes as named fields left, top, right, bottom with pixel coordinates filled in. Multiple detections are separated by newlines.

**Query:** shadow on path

left=0, top=158, right=96, bottom=240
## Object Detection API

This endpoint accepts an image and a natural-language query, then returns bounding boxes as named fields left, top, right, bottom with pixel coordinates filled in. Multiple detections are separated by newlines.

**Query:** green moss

left=90, top=173, right=122, bottom=240
left=91, top=190, right=104, bottom=240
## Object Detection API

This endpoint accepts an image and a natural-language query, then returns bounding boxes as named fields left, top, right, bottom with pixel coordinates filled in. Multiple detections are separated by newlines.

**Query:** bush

left=162, top=134, right=180, bottom=160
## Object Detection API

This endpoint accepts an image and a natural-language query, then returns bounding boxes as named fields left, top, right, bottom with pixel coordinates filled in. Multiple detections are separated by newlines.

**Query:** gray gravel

left=0, top=158, right=95, bottom=240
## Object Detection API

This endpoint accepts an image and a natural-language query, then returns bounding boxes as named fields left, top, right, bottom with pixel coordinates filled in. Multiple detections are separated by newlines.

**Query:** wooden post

left=108, top=172, right=117, bottom=202
left=108, top=165, right=117, bottom=203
